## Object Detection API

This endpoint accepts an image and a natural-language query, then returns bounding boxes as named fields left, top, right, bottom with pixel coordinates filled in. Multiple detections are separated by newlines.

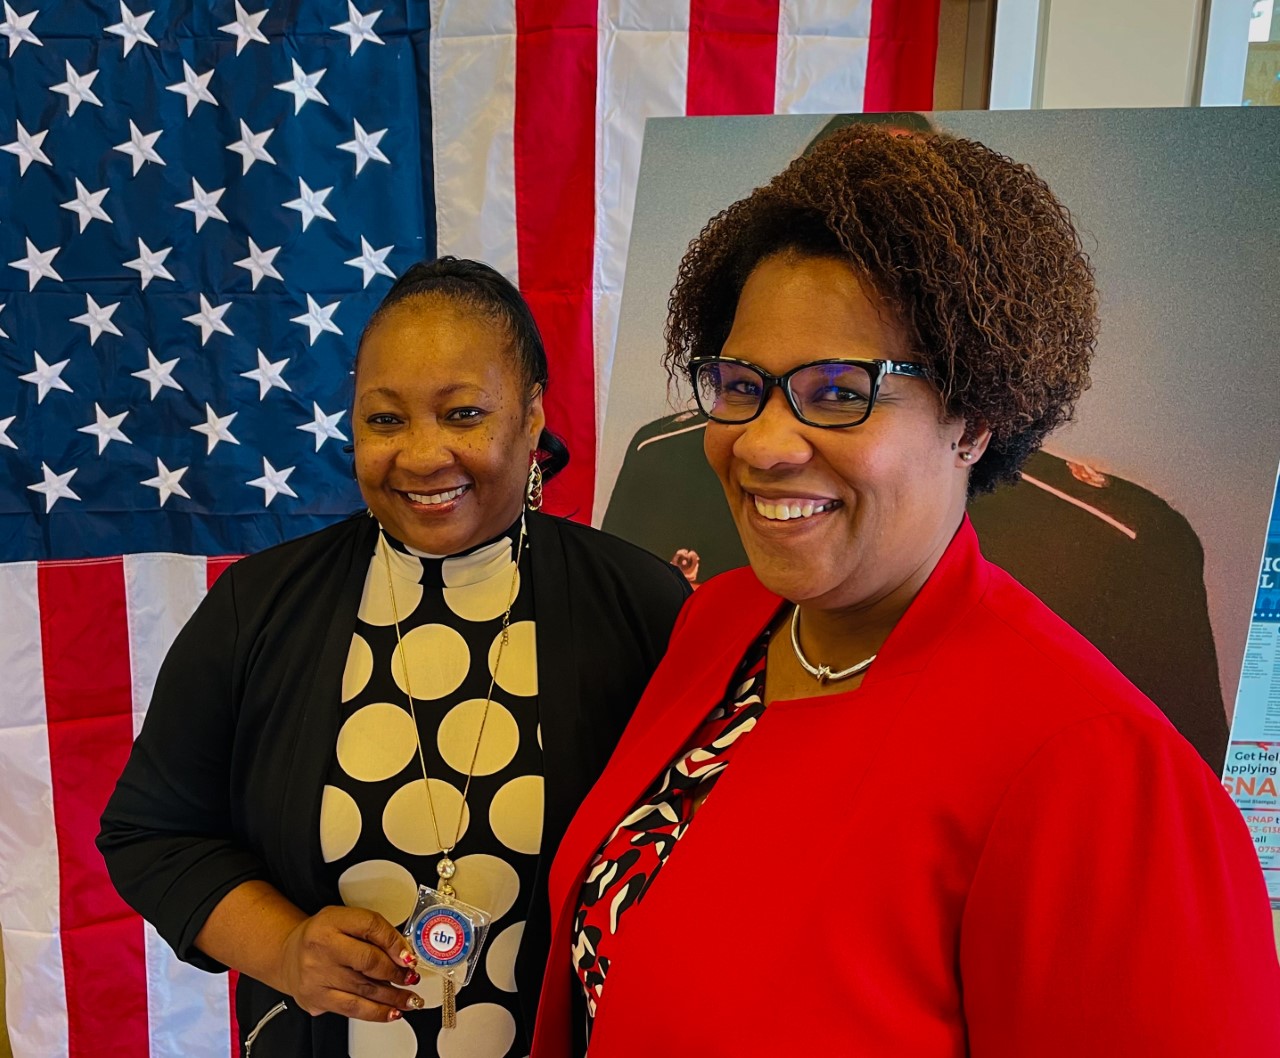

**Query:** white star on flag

left=332, top=2, right=383, bottom=54
left=19, top=352, right=72, bottom=403
left=166, top=60, right=218, bottom=116
left=0, top=2, right=40, bottom=56
left=291, top=294, right=342, bottom=345
left=3, top=120, right=51, bottom=175
left=338, top=119, right=388, bottom=174
left=77, top=403, right=131, bottom=454
left=227, top=119, right=276, bottom=174
left=114, top=120, right=164, bottom=174
left=124, top=237, right=174, bottom=289
left=234, top=237, right=283, bottom=289
left=70, top=294, right=123, bottom=345
left=106, top=1, right=156, bottom=56
left=345, top=236, right=395, bottom=287
left=183, top=293, right=233, bottom=345
left=275, top=58, right=328, bottom=113
left=131, top=348, right=182, bottom=399
left=284, top=178, right=335, bottom=230
left=177, top=178, right=227, bottom=231
left=0, top=302, right=7, bottom=339
left=241, top=349, right=291, bottom=399
left=8, top=237, right=62, bottom=290
left=60, top=178, right=112, bottom=232
left=0, top=415, right=16, bottom=450
left=248, top=457, right=298, bottom=507
left=191, top=403, right=240, bottom=454
left=298, top=403, right=347, bottom=451
left=51, top=60, right=102, bottom=115
left=142, top=458, right=191, bottom=506
left=28, top=463, right=80, bottom=512
left=220, top=1, right=268, bottom=54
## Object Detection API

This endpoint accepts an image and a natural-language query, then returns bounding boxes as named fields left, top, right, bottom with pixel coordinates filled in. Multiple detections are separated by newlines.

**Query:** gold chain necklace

left=380, top=514, right=527, bottom=894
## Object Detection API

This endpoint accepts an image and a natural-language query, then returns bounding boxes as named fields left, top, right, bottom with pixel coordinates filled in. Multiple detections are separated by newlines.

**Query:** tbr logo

left=414, top=908, right=471, bottom=966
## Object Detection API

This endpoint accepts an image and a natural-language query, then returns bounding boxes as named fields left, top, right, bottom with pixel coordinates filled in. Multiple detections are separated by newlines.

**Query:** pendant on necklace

left=403, top=866, right=493, bottom=1029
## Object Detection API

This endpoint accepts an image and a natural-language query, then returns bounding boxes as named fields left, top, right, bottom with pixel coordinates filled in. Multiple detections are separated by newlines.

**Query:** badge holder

left=404, top=882, right=492, bottom=1028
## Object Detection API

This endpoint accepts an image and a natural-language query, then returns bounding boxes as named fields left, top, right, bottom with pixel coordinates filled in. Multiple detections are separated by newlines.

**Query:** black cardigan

left=98, top=510, right=690, bottom=1056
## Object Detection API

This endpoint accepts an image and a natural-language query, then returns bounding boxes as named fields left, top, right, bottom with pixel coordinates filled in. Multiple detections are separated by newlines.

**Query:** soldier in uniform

left=602, top=409, right=1227, bottom=770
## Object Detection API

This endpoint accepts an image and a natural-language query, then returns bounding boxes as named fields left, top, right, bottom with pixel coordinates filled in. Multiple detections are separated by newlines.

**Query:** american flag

left=0, top=2, right=938, bottom=1054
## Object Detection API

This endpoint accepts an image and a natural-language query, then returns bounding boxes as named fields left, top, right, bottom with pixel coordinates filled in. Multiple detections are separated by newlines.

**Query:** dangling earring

left=525, top=459, right=544, bottom=511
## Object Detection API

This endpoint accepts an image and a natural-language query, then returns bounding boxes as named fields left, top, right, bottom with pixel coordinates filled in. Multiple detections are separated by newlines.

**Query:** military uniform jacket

left=98, top=510, right=690, bottom=1057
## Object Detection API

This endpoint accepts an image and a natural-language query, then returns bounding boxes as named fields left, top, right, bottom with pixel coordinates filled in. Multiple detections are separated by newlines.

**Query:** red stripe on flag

left=687, top=0, right=781, bottom=116
left=39, top=559, right=149, bottom=1058
left=514, top=0, right=598, bottom=520
left=865, top=0, right=941, bottom=111
left=229, top=968, right=241, bottom=1056
left=207, top=555, right=241, bottom=590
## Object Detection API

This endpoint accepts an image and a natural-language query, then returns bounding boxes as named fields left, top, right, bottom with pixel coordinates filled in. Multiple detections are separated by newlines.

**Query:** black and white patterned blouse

left=572, top=630, right=769, bottom=1029
left=321, top=519, right=542, bottom=1058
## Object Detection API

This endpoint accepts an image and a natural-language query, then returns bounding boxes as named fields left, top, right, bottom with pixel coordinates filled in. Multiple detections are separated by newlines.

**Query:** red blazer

left=533, top=519, right=1280, bottom=1057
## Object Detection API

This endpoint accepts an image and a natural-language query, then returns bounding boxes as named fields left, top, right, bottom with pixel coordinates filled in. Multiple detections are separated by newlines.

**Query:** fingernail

left=404, top=971, right=421, bottom=985
left=400, top=950, right=416, bottom=966
left=388, top=1009, right=402, bottom=1021
left=408, top=995, right=425, bottom=1010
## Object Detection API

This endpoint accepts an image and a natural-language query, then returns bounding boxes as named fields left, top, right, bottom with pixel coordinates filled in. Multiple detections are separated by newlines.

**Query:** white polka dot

left=337, top=859, right=419, bottom=927
left=392, top=623, right=472, bottom=700
left=444, top=568, right=520, bottom=623
left=342, top=634, right=374, bottom=703
left=319, top=785, right=361, bottom=863
left=489, top=775, right=543, bottom=856
left=437, top=1002, right=517, bottom=1058
left=487, top=621, right=537, bottom=697
left=359, top=549, right=424, bottom=626
left=437, top=699, right=519, bottom=777
left=451, top=854, right=521, bottom=920
left=383, top=778, right=470, bottom=856
left=337, top=704, right=417, bottom=782
left=485, top=921, right=524, bottom=993
left=350, top=1012, right=418, bottom=1058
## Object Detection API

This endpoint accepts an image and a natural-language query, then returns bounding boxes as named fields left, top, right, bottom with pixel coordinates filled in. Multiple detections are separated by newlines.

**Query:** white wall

left=991, top=0, right=1229, bottom=108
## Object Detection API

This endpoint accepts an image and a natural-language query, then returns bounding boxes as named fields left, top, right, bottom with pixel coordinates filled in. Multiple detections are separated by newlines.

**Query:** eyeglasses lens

left=789, top=363, right=875, bottom=426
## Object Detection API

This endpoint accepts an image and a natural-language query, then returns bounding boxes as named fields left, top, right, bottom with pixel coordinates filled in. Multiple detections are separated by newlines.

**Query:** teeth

left=407, top=486, right=465, bottom=505
left=752, top=496, right=834, bottom=522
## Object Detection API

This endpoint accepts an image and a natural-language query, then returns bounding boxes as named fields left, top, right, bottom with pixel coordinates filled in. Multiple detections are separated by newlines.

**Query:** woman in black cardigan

left=98, top=258, right=690, bottom=1058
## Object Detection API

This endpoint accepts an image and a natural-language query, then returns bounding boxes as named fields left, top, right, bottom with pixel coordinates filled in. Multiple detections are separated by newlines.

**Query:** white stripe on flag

left=0, top=560, right=70, bottom=1058
left=593, top=1, right=691, bottom=434
left=430, top=0, right=520, bottom=282
left=125, top=553, right=209, bottom=740
left=775, top=0, right=874, bottom=113
left=124, top=554, right=231, bottom=1058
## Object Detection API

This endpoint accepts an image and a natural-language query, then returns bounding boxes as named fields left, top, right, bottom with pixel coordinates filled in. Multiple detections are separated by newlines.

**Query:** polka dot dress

left=322, top=520, right=542, bottom=1058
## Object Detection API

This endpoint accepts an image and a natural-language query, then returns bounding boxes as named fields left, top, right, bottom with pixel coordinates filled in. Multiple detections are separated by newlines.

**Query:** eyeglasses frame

left=687, top=355, right=930, bottom=429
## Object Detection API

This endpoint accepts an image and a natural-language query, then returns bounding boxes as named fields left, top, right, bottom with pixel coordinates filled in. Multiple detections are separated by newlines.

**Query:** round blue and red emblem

left=412, top=907, right=473, bottom=968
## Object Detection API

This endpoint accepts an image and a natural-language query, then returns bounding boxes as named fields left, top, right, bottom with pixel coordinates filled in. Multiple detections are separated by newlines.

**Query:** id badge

left=403, top=885, right=491, bottom=990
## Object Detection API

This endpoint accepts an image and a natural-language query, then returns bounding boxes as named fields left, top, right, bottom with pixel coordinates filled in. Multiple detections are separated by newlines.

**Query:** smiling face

left=353, top=295, right=544, bottom=555
left=704, top=254, right=974, bottom=614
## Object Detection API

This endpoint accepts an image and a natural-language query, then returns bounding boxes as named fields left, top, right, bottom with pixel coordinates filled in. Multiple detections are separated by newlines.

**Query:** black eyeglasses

left=688, top=356, right=929, bottom=429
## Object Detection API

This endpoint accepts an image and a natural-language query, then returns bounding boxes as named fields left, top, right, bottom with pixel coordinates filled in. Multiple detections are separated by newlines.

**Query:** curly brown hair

left=665, top=125, right=1099, bottom=495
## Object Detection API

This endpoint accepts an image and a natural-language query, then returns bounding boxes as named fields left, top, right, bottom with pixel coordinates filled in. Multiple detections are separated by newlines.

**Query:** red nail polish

left=388, top=1009, right=402, bottom=1021
left=404, top=971, right=421, bottom=985
left=400, top=950, right=416, bottom=966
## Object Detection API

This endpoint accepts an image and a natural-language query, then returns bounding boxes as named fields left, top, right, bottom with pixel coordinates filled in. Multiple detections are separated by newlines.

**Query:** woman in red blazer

left=532, top=126, right=1280, bottom=1056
